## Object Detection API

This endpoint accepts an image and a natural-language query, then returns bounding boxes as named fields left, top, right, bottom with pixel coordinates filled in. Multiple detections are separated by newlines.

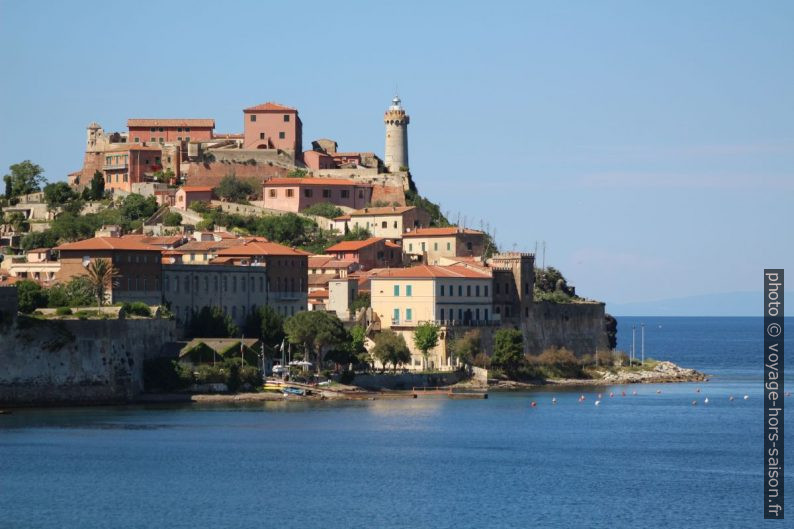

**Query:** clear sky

left=1, top=0, right=792, bottom=308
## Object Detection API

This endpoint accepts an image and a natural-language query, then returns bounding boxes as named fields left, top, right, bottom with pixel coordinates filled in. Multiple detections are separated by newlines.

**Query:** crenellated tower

left=384, top=95, right=409, bottom=172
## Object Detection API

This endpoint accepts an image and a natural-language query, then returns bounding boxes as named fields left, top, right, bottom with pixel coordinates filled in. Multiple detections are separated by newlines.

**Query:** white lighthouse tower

left=384, top=95, right=409, bottom=172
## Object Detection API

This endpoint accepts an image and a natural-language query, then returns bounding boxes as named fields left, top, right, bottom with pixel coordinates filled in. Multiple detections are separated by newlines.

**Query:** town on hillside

left=0, top=96, right=614, bottom=389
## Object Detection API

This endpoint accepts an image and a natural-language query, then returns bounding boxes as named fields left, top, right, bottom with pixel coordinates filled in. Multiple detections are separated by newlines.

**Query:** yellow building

left=332, top=206, right=431, bottom=240
left=402, top=226, right=486, bottom=264
left=370, top=265, right=496, bottom=370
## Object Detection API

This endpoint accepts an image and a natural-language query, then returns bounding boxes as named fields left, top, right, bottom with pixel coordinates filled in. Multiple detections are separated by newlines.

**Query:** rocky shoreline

left=486, top=361, right=707, bottom=391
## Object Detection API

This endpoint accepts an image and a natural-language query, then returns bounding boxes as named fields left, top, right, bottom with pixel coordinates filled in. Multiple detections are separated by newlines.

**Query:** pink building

left=175, top=186, right=214, bottom=210
left=243, top=102, right=302, bottom=158
left=303, top=150, right=336, bottom=170
left=102, top=145, right=163, bottom=193
left=128, top=119, right=215, bottom=144
left=324, top=237, right=403, bottom=270
left=263, top=178, right=372, bottom=213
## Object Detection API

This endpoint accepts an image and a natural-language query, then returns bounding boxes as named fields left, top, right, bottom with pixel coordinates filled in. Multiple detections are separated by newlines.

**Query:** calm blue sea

left=0, top=316, right=791, bottom=529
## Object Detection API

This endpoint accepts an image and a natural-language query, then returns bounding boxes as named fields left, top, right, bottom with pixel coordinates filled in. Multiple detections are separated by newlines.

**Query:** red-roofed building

left=101, top=145, right=163, bottom=193
left=324, top=237, right=403, bottom=270
left=128, top=119, right=215, bottom=144
left=175, top=186, right=214, bottom=210
left=216, top=240, right=308, bottom=316
left=263, top=177, right=372, bottom=213
left=243, top=102, right=302, bottom=160
left=55, top=236, right=163, bottom=305
left=402, top=226, right=486, bottom=264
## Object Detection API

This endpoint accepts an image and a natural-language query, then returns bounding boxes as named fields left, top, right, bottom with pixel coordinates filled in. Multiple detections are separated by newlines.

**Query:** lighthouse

left=384, top=95, right=409, bottom=172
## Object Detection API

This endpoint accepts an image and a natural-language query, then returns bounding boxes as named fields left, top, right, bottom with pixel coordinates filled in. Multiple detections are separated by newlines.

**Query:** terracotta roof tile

left=55, top=237, right=162, bottom=252
left=348, top=206, right=415, bottom=217
left=369, top=265, right=491, bottom=279
left=179, top=186, right=214, bottom=192
left=265, top=177, right=370, bottom=187
left=243, top=102, right=297, bottom=112
left=216, top=240, right=308, bottom=257
left=402, top=226, right=484, bottom=238
left=325, top=237, right=383, bottom=253
left=128, top=119, right=215, bottom=127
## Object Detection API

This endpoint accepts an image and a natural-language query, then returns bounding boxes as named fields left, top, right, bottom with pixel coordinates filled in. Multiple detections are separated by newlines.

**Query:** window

left=250, top=114, right=256, bottom=122
left=406, top=285, right=412, bottom=296
left=524, top=283, right=530, bottom=295
left=458, top=285, right=462, bottom=296
left=525, top=307, right=529, bottom=317
left=393, top=221, right=398, bottom=228
left=406, top=308, right=412, bottom=321
left=232, top=306, right=237, bottom=318
left=165, top=276, right=170, bottom=291
left=484, top=285, right=489, bottom=297
left=214, top=276, right=218, bottom=291
left=193, top=276, right=198, bottom=291
left=304, top=189, right=312, bottom=198
left=381, top=221, right=387, bottom=228
left=467, top=242, right=473, bottom=251
left=340, top=190, right=350, bottom=198
left=475, top=285, right=480, bottom=296
left=283, top=114, right=290, bottom=122
left=158, top=127, right=164, bottom=132
left=232, top=276, right=237, bottom=292
left=358, top=190, right=364, bottom=199
left=495, top=283, right=500, bottom=294
left=286, top=189, right=294, bottom=198
left=434, top=243, right=438, bottom=251
left=177, top=137, right=182, bottom=141
left=159, top=137, right=164, bottom=143
left=485, top=309, right=489, bottom=321
left=186, top=127, right=190, bottom=132
left=409, top=243, right=413, bottom=251
left=269, top=189, right=277, bottom=198
left=260, top=132, right=265, bottom=140
left=184, top=276, right=190, bottom=292
left=467, top=285, right=471, bottom=296
left=458, top=309, right=463, bottom=320
left=177, top=127, right=182, bottom=132
left=393, top=285, right=400, bottom=296
left=475, top=308, right=480, bottom=321
left=278, top=132, right=285, bottom=139
left=185, top=137, right=190, bottom=142
left=440, top=308, right=445, bottom=321
left=421, top=242, right=426, bottom=251
left=439, top=285, right=444, bottom=296
left=393, top=308, right=399, bottom=322
left=134, top=137, right=139, bottom=143
left=322, top=189, right=330, bottom=198
left=204, top=277, right=209, bottom=292
left=447, top=242, right=451, bottom=251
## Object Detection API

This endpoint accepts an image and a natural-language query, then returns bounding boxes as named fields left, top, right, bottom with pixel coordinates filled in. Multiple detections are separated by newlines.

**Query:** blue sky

left=1, top=0, right=792, bottom=309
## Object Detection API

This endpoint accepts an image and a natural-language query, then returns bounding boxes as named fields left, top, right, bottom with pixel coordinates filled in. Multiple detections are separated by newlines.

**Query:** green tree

left=46, top=276, right=94, bottom=308
left=342, top=225, right=371, bottom=241
left=3, top=161, right=45, bottom=199
left=162, top=211, right=183, bottom=226
left=89, top=170, right=105, bottom=200
left=16, top=280, right=48, bottom=313
left=186, top=306, right=239, bottom=339
left=302, top=202, right=343, bottom=219
left=283, top=311, right=347, bottom=370
left=120, top=194, right=158, bottom=222
left=43, top=182, right=79, bottom=212
left=3, top=211, right=28, bottom=233
left=413, top=322, right=440, bottom=370
left=85, top=258, right=119, bottom=306
left=20, top=230, right=58, bottom=251
left=349, top=324, right=371, bottom=368
left=450, top=329, right=482, bottom=366
left=216, top=174, right=254, bottom=202
left=242, top=305, right=285, bottom=347
left=492, top=327, right=524, bottom=376
left=349, top=292, right=370, bottom=313
left=371, top=330, right=411, bottom=373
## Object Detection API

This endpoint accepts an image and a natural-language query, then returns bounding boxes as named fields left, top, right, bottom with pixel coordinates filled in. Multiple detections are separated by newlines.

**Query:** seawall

left=523, top=301, right=609, bottom=356
left=0, top=317, right=177, bottom=405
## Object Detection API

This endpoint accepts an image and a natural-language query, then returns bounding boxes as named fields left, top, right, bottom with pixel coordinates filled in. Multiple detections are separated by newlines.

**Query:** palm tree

left=85, top=258, right=119, bottom=307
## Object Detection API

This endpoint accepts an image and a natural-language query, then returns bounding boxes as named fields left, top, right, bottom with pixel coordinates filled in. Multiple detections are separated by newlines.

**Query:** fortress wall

left=0, top=318, right=177, bottom=405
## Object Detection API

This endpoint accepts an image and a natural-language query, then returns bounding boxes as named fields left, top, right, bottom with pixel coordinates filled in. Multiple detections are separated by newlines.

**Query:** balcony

left=104, top=162, right=128, bottom=170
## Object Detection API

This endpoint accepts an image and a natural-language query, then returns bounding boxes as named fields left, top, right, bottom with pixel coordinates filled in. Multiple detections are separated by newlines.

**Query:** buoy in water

left=594, top=400, right=601, bottom=406
left=656, top=390, right=662, bottom=394
left=609, top=392, right=614, bottom=398
left=692, top=400, right=697, bottom=406
left=743, top=395, right=749, bottom=400
left=704, top=398, right=709, bottom=404
left=785, top=392, right=791, bottom=397
left=530, top=401, right=537, bottom=408
left=621, top=391, right=626, bottom=397
left=729, top=395, right=735, bottom=401
left=696, top=388, right=701, bottom=393
left=632, top=390, right=637, bottom=396
left=552, top=398, right=557, bottom=405
left=597, top=393, right=602, bottom=399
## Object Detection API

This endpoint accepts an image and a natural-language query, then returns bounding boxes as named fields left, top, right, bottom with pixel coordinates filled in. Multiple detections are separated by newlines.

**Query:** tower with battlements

left=384, top=96, right=409, bottom=172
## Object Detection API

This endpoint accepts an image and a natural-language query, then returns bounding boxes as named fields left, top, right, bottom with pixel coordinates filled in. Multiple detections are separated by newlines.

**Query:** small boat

left=691, top=400, right=697, bottom=406
left=743, top=395, right=749, bottom=400
left=704, top=398, right=709, bottom=404
left=729, top=395, right=735, bottom=401
left=594, top=400, right=601, bottom=406
left=282, top=386, right=306, bottom=396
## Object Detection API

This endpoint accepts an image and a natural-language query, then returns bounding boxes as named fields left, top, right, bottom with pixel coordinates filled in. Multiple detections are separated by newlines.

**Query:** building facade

left=262, top=178, right=372, bottom=213
left=162, top=263, right=268, bottom=327
left=334, top=206, right=431, bottom=240
left=101, top=145, right=163, bottom=193
left=55, top=236, right=163, bottom=305
left=127, top=119, right=215, bottom=144
left=175, top=186, right=214, bottom=210
left=215, top=240, right=308, bottom=317
left=324, top=237, right=403, bottom=270
left=242, top=102, right=302, bottom=158
left=402, top=227, right=486, bottom=264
